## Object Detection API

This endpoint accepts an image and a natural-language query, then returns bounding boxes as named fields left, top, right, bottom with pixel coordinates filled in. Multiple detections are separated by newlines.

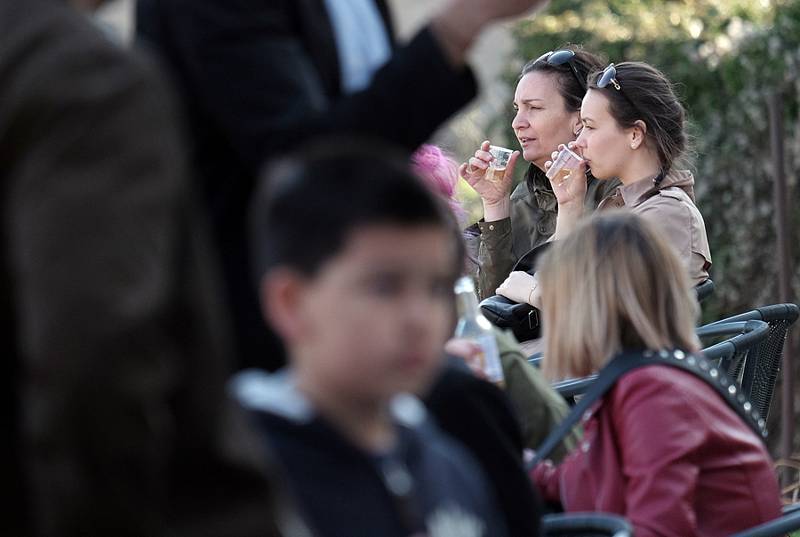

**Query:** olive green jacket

left=495, top=328, right=578, bottom=463
left=466, top=165, right=620, bottom=299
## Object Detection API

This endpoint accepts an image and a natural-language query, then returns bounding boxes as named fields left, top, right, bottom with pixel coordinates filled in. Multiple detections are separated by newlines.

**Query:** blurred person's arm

left=140, top=0, right=548, bottom=175
left=431, top=0, right=550, bottom=66
left=5, top=14, right=280, bottom=536
left=7, top=34, right=183, bottom=535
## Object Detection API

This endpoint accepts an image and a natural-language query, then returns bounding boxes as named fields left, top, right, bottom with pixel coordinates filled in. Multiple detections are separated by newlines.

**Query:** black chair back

left=702, top=303, right=799, bottom=420
left=547, top=320, right=770, bottom=405
left=730, top=504, right=800, bottom=537
left=534, top=303, right=798, bottom=416
left=697, top=320, right=770, bottom=385
left=542, top=512, right=632, bottom=537
left=695, top=278, right=715, bottom=302
left=527, top=281, right=714, bottom=366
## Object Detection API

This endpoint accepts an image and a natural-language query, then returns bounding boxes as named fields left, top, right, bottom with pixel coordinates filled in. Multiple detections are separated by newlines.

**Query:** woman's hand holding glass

left=544, top=143, right=587, bottom=208
left=459, top=140, right=520, bottom=221
left=545, top=142, right=588, bottom=240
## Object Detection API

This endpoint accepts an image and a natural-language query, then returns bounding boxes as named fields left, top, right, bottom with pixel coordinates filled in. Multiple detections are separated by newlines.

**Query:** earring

left=630, top=143, right=636, bottom=149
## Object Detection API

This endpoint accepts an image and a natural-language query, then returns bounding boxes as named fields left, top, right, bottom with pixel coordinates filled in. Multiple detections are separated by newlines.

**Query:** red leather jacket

left=531, top=365, right=781, bottom=537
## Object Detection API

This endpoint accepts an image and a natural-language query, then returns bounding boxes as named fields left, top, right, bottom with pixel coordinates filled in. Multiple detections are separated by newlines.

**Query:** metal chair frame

left=546, top=319, right=771, bottom=403
left=695, top=278, right=715, bottom=303
left=701, top=303, right=799, bottom=420
left=527, top=281, right=716, bottom=368
left=541, top=512, right=632, bottom=537
left=730, top=503, right=800, bottom=536
left=551, top=375, right=597, bottom=400
left=697, top=320, right=770, bottom=389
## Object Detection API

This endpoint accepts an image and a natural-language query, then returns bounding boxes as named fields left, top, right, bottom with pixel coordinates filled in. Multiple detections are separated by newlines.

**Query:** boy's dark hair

left=250, top=138, right=463, bottom=282
left=588, top=61, right=687, bottom=176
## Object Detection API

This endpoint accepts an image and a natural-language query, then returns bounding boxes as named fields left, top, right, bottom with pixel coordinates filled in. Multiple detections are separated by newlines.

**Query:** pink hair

left=411, top=144, right=466, bottom=224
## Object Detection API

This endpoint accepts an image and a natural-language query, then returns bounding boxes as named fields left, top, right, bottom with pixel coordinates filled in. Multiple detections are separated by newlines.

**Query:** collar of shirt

left=323, top=0, right=392, bottom=94
left=618, top=172, right=663, bottom=208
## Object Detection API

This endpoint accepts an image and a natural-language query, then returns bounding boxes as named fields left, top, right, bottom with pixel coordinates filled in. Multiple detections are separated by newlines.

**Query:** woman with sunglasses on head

left=460, top=46, right=619, bottom=299
left=530, top=212, right=780, bottom=537
left=496, top=61, right=711, bottom=312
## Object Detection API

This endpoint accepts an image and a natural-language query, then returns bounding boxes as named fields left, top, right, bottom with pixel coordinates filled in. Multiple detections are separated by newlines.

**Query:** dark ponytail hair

left=588, top=61, right=687, bottom=176
left=520, top=45, right=605, bottom=114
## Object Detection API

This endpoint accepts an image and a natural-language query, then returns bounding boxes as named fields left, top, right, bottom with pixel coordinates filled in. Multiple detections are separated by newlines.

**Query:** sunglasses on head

left=597, top=63, right=621, bottom=91
left=534, top=49, right=586, bottom=91
left=597, top=62, right=641, bottom=111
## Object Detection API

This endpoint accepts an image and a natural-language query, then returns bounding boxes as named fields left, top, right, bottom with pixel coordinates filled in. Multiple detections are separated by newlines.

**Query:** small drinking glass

left=545, top=146, right=583, bottom=183
left=487, top=145, right=514, bottom=182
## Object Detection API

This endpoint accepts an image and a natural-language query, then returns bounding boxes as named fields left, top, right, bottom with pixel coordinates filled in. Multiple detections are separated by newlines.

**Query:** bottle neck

left=455, top=290, right=480, bottom=320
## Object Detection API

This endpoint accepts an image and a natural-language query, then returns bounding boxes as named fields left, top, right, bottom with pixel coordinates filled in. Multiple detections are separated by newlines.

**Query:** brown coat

left=0, top=2, right=286, bottom=535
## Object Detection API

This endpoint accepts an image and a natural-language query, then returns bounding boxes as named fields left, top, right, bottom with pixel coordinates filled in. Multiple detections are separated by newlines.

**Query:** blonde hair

left=539, top=211, right=701, bottom=380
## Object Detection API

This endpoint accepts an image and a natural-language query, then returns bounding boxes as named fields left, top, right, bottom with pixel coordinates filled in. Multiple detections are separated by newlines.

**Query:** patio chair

left=528, top=280, right=716, bottom=368
left=542, top=512, right=632, bottom=537
left=695, top=278, right=715, bottom=303
left=702, top=303, right=799, bottom=420
left=551, top=375, right=598, bottom=400
left=528, top=352, right=543, bottom=367
left=697, top=320, right=770, bottom=384
left=730, top=503, right=800, bottom=537
left=784, top=503, right=800, bottom=515
left=548, top=319, right=769, bottom=404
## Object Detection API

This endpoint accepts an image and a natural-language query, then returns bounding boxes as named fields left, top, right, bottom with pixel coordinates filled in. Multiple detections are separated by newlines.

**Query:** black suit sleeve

left=144, top=0, right=477, bottom=172
left=425, top=364, right=543, bottom=537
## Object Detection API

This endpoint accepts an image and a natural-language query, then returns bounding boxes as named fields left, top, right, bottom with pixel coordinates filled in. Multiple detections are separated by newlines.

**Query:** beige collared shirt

left=599, top=170, right=712, bottom=286
left=517, top=170, right=711, bottom=318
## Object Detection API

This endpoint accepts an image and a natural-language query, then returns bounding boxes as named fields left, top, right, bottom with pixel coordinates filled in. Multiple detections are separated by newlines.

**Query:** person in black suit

left=1, top=0, right=293, bottom=535
left=136, top=0, right=551, bottom=370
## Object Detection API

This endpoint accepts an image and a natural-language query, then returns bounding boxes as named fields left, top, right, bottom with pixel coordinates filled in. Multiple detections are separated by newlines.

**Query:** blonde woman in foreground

left=530, top=212, right=781, bottom=537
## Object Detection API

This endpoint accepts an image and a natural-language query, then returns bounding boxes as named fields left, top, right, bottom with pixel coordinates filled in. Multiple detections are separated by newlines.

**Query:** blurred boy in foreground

left=235, top=141, right=508, bottom=537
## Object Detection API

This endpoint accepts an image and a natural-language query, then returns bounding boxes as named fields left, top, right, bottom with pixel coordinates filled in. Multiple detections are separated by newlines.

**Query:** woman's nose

left=575, top=129, right=587, bottom=147
left=511, top=110, right=527, bottom=130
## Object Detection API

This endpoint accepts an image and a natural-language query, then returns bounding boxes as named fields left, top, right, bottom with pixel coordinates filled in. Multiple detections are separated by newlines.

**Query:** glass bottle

left=453, top=276, right=505, bottom=386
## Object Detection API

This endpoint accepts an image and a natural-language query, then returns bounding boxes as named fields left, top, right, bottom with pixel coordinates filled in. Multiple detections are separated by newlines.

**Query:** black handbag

left=479, top=296, right=539, bottom=341
left=479, top=242, right=552, bottom=341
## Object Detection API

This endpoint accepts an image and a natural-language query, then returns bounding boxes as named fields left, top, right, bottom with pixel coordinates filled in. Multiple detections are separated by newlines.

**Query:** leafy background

left=451, top=0, right=800, bottom=456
